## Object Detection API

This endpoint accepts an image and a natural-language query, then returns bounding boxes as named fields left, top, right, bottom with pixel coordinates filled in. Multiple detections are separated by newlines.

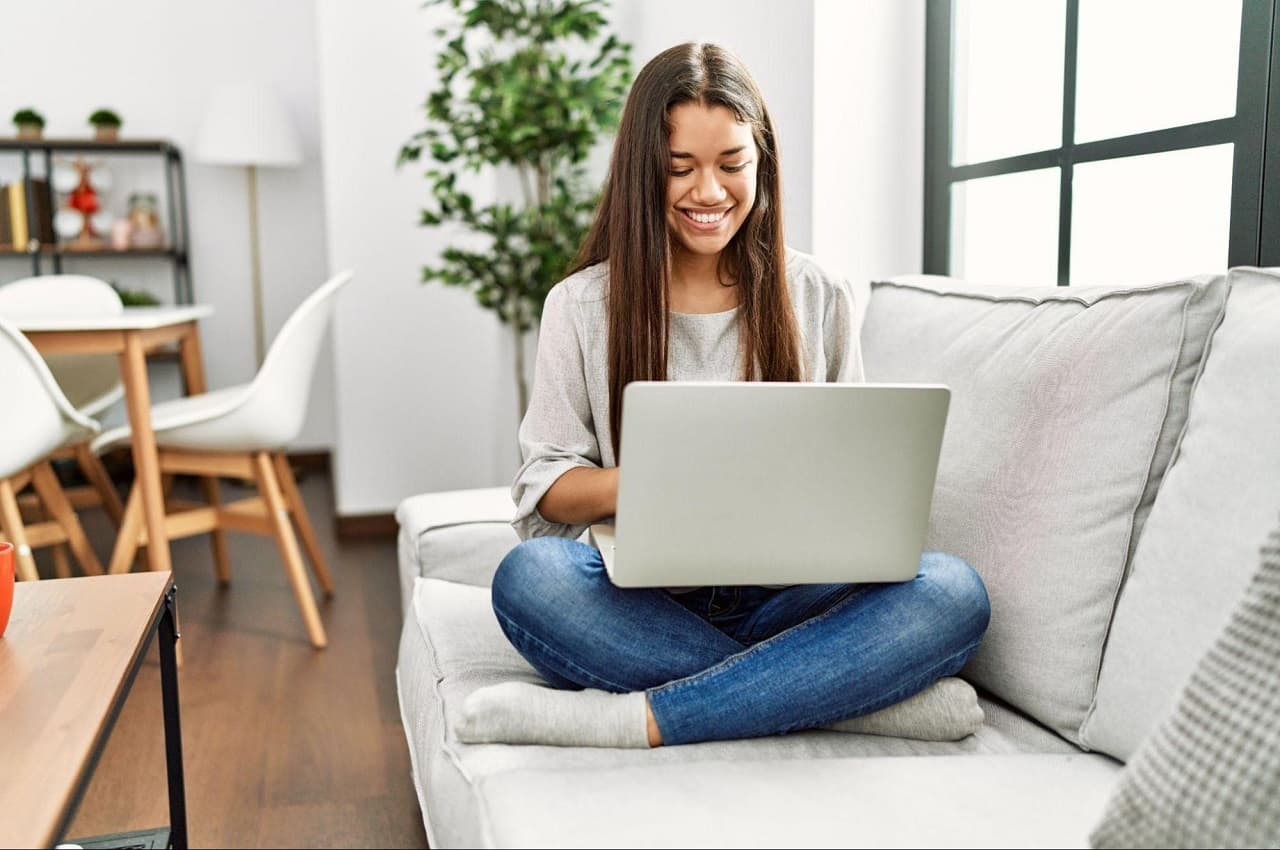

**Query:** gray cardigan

left=512, top=248, right=866, bottom=541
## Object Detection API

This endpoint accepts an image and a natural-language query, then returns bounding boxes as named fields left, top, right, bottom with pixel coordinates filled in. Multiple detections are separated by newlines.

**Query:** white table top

left=10, top=304, right=213, bottom=332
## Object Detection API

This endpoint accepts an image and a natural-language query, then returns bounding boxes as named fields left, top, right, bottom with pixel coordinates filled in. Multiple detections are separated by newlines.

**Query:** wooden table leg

left=119, top=332, right=171, bottom=574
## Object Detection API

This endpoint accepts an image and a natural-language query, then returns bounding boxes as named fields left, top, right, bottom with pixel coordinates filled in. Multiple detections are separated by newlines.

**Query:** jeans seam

left=653, top=581, right=871, bottom=698
left=492, top=603, right=634, bottom=693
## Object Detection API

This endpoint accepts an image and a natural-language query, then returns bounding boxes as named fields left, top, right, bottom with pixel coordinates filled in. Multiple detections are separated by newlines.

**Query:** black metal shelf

left=0, top=137, right=193, bottom=303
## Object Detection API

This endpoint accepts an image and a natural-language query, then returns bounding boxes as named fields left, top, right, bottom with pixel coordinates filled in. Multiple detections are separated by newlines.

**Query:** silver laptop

left=589, top=382, right=950, bottom=588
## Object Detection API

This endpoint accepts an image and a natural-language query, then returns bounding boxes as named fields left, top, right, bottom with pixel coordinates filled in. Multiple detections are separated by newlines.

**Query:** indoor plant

left=12, top=108, right=45, bottom=140
left=88, top=108, right=123, bottom=141
left=399, top=0, right=632, bottom=418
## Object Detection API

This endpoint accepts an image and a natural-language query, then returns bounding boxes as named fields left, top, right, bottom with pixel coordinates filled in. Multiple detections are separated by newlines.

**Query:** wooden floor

left=56, top=469, right=429, bottom=849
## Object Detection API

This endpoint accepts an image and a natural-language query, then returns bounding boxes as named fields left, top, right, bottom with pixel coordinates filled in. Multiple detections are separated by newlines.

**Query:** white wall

left=0, top=0, right=335, bottom=449
left=812, top=0, right=926, bottom=330
left=316, top=0, right=516, bottom=517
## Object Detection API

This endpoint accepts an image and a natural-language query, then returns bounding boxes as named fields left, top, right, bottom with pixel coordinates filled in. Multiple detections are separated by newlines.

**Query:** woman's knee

left=492, top=536, right=604, bottom=624
left=917, top=551, right=992, bottom=639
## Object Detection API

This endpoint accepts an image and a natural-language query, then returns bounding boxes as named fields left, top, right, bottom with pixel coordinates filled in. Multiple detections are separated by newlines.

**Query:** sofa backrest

left=1081, top=266, right=1280, bottom=760
left=861, top=274, right=1228, bottom=743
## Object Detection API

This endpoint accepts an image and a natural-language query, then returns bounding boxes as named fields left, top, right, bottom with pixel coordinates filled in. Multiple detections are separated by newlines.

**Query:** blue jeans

left=491, top=537, right=991, bottom=746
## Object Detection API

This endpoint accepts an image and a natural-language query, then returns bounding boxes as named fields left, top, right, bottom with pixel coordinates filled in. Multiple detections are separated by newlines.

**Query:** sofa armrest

left=395, top=487, right=519, bottom=616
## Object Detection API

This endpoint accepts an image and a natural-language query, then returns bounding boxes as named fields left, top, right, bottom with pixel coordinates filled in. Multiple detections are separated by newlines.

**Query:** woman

left=459, top=43, right=991, bottom=749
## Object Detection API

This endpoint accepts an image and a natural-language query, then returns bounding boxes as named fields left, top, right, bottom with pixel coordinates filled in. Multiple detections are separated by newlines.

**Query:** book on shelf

left=0, top=178, right=54, bottom=251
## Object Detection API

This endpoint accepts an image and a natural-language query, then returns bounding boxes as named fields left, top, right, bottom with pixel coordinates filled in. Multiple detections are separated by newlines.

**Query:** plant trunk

left=513, top=313, right=529, bottom=423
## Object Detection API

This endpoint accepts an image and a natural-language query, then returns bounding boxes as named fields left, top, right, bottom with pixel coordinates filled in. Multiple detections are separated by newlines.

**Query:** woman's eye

left=722, top=162, right=749, bottom=173
left=670, top=169, right=693, bottom=177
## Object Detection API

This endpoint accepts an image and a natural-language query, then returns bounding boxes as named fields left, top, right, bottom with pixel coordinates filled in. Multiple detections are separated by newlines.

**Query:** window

left=925, top=0, right=1280, bottom=285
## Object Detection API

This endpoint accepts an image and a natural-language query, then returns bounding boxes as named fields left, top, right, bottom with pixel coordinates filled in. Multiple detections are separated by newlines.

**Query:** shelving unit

left=0, top=137, right=193, bottom=304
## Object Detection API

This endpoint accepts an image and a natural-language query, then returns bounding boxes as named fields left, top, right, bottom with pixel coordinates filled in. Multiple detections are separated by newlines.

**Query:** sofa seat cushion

left=397, top=577, right=1087, bottom=849
left=1083, top=267, right=1280, bottom=760
left=479, top=754, right=1120, bottom=849
left=862, top=274, right=1227, bottom=742
left=395, top=487, right=517, bottom=612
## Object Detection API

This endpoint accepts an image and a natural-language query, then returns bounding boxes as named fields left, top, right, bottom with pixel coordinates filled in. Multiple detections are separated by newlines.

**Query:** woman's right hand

left=536, top=466, right=620, bottom=526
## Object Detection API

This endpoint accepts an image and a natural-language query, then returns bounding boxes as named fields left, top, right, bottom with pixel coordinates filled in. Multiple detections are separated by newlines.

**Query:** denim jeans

left=490, top=537, right=991, bottom=746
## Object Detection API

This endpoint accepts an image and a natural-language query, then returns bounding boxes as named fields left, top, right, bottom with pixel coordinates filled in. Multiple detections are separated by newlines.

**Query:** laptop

left=589, top=382, right=950, bottom=588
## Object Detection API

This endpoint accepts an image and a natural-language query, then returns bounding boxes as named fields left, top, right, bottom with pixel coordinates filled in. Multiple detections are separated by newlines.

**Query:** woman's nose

left=692, top=169, right=727, bottom=205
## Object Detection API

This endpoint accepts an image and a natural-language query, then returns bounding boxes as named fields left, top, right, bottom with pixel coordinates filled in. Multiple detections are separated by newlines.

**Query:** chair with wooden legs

left=93, top=270, right=354, bottom=649
left=0, top=275, right=127, bottom=524
left=0, top=316, right=106, bottom=581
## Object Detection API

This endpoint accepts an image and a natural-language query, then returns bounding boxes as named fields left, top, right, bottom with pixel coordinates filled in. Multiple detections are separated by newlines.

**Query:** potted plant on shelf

left=88, top=109, right=123, bottom=142
left=399, top=0, right=632, bottom=420
left=12, top=108, right=45, bottom=140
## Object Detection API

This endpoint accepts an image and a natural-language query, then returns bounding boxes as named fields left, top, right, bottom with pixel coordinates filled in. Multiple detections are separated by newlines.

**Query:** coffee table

left=0, top=572, right=187, bottom=849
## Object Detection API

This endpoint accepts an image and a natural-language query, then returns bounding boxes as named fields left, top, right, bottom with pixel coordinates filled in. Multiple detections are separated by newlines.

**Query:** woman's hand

left=537, top=466, right=620, bottom=526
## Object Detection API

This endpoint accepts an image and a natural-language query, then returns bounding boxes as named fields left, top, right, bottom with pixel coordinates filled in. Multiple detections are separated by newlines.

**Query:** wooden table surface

left=0, top=572, right=173, bottom=849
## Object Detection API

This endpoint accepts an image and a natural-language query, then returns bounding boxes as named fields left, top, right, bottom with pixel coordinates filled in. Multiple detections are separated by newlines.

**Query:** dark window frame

left=924, top=0, right=1280, bottom=283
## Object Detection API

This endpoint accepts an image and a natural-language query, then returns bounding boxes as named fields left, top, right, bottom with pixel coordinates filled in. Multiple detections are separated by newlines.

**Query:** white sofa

left=395, top=267, right=1280, bottom=848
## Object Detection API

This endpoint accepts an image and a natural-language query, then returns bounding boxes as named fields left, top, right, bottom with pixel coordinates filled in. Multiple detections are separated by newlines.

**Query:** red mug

left=0, top=541, right=13, bottom=637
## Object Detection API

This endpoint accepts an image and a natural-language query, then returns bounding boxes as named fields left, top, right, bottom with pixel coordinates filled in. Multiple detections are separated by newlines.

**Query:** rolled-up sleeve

left=825, top=277, right=866, bottom=383
left=511, top=284, right=599, bottom=541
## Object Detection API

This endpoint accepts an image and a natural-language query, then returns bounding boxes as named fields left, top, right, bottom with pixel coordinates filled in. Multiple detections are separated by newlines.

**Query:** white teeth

left=685, top=209, right=726, bottom=224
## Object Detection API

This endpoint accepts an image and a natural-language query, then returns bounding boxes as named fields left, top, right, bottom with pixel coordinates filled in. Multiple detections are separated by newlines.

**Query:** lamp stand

left=246, top=164, right=266, bottom=367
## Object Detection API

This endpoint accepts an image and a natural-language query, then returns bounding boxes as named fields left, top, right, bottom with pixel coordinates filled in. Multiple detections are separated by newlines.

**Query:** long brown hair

left=569, top=42, right=802, bottom=459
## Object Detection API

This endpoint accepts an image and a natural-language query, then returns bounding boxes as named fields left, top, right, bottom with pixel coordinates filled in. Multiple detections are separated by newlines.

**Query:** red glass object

left=0, top=541, right=13, bottom=638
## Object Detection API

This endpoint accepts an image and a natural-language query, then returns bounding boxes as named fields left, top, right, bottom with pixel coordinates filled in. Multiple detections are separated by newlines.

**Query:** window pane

left=1071, top=144, right=1233, bottom=285
left=951, top=168, right=1061, bottom=285
left=952, top=0, right=1065, bottom=165
left=1075, top=0, right=1241, bottom=143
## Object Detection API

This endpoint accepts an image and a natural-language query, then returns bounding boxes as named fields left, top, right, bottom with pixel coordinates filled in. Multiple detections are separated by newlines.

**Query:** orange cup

left=0, top=541, right=13, bottom=637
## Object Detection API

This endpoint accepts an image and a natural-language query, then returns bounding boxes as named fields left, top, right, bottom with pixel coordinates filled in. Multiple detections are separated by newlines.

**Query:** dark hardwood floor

left=57, top=469, right=429, bottom=849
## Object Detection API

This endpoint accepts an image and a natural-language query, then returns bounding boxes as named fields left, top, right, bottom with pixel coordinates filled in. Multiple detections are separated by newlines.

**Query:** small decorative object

left=11, top=107, right=44, bottom=140
left=58, top=159, right=110, bottom=248
left=0, top=541, right=13, bottom=638
left=126, top=192, right=163, bottom=249
left=110, top=217, right=132, bottom=250
left=88, top=108, right=122, bottom=142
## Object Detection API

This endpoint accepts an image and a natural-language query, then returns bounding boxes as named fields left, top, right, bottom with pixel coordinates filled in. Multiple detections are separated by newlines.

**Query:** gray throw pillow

left=1090, top=521, right=1280, bottom=849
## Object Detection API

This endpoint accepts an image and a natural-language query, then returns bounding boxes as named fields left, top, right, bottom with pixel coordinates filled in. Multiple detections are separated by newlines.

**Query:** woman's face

left=665, top=101, right=758, bottom=261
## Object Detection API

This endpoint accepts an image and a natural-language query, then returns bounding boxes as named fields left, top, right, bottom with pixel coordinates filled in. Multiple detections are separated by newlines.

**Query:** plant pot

left=94, top=125, right=120, bottom=142
left=16, top=123, right=42, bottom=140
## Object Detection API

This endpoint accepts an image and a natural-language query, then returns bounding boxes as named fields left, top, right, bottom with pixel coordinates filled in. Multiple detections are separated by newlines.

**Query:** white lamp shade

left=193, top=81, right=302, bottom=168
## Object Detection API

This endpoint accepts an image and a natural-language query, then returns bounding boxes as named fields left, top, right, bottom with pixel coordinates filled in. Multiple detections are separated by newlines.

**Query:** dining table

left=14, top=305, right=215, bottom=575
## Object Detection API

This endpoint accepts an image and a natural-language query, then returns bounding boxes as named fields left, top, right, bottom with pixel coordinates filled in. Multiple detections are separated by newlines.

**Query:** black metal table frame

left=54, top=583, right=188, bottom=850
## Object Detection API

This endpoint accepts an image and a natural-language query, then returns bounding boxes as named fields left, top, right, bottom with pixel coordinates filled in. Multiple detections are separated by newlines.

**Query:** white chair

left=0, top=315, right=106, bottom=581
left=94, top=270, right=354, bottom=649
left=0, top=275, right=126, bottom=524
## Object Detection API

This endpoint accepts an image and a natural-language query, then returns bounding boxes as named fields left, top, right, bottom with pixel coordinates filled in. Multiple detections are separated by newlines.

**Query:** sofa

left=394, top=266, right=1280, bottom=848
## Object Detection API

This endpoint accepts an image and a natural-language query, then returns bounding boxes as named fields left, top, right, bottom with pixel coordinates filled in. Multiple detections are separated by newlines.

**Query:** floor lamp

left=193, top=81, right=302, bottom=367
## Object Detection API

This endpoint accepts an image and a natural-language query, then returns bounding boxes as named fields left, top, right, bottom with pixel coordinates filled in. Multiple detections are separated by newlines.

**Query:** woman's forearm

left=537, top=466, right=619, bottom=526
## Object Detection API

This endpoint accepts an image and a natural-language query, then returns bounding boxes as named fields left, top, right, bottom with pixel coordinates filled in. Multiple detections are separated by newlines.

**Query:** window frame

left=924, top=0, right=1280, bottom=283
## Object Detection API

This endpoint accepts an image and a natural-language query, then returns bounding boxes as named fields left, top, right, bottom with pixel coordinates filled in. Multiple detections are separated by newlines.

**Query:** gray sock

left=825, top=677, right=984, bottom=741
left=457, top=681, right=651, bottom=748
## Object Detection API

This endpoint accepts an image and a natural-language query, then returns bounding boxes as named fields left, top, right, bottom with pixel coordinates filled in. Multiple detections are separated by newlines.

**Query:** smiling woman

left=440, top=41, right=994, bottom=753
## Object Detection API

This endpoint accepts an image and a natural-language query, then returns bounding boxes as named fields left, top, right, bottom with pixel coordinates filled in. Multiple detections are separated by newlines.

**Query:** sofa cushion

left=397, top=577, right=1084, bottom=849
left=395, top=487, right=517, bottom=613
left=1082, top=267, right=1280, bottom=760
left=861, top=275, right=1227, bottom=742
left=480, top=754, right=1120, bottom=849
left=1089, top=519, right=1280, bottom=848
